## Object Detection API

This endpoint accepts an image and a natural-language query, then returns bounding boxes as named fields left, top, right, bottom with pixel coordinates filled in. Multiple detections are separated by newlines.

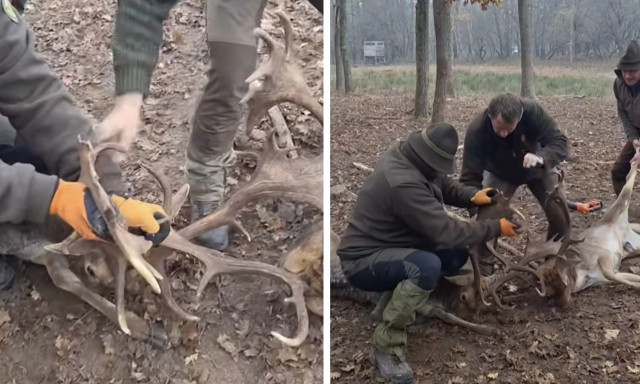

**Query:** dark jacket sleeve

left=459, top=114, right=486, bottom=190
left=529, top=101, right=569, bottom=168
left=614, top=80, right=640, bottom=141
left=113, top=0, right=180, bottom=96
left=390, top=183, right=501, bottom=248
left=0, top=11, right=123, bottom=224
left=439, top=175, right=477, bottom=209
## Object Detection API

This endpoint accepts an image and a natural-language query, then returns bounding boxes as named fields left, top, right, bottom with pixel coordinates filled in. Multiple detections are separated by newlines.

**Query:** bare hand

left=95, top=93, right=144, bottom=161
left=523, top=153, right=544, bottom=168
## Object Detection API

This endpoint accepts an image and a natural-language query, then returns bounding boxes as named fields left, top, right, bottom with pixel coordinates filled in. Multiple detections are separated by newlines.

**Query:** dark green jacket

left=459, top=99, right=569, bottom=190
left=0, top=9, right=122, bottom=225
left=613, top=70, right=640, bottom=141
left=337, top=142, right=501, bottom=261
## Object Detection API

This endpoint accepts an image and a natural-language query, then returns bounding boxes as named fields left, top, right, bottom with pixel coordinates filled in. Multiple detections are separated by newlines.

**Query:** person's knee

left=404, top=251, right=441, bottom=291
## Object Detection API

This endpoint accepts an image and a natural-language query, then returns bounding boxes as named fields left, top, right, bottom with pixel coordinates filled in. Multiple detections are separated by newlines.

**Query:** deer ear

left=444, top=274, right=474, bottom=286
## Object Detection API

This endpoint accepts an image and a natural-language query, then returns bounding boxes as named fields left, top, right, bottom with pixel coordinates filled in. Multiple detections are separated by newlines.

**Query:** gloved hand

left=499, top=218, right=520, bottom=236
left=471, top=187, right=498, bottom=205
left=95, top=93, right=144, bottom=162
left=49, top=180, right=170, bottom=244
left=523, top=153, right=544, bottom=168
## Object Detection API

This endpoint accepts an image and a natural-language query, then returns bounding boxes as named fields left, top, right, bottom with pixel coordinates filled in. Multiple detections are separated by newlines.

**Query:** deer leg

left=43, top=253, right=167, bottom=348
left=599, top=256, right=640, bottom=289
left=428, top=307, right=499, bottom=336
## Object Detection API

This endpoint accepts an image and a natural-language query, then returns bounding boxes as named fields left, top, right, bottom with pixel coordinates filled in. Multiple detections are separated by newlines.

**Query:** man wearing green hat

left=336, top=122, right=520, bottom=383
left=612, top=40, right=640, bottom=196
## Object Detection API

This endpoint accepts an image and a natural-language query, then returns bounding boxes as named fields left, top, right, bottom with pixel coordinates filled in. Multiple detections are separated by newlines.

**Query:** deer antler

left=487, top=235, right=564, bottom=309
left=139, top=134, right=316, bottom=346
left=240, top=10, right=323, bottom=136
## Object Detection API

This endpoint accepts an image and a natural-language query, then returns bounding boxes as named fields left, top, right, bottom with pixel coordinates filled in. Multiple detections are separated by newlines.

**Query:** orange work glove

left=499, top=218, right=519, bottom=236
left=49, top=180, right=169, bottom=243
left=471, top=188, right=498, bottom=205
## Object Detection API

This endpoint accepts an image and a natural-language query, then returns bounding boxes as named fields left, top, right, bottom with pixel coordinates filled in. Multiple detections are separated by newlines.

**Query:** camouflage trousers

left=187, top=0, right=268, bottom=203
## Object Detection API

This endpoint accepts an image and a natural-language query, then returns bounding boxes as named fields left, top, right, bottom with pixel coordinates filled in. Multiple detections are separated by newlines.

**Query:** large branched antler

left=240, top=10, right=323, bottom=136
left=45, top=137, right=164, bottom=336
left=143, top=129, right=321, bottom=347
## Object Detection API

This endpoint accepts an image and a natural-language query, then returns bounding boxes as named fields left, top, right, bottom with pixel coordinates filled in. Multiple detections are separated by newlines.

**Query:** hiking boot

left=0, top=259, right=16, bottom=290
left=369, top=349, right=414, bottom=384
left=190, top=199, right=229, bottom=251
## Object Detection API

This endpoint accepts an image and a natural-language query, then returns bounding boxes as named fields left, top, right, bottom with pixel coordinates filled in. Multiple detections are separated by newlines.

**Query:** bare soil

left=0, top=0, right=323, bottom=383
left=330, top=91, right=640, bottom=383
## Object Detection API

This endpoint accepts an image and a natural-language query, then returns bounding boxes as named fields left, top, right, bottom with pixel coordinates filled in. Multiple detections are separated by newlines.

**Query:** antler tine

left=468, top=248, right=492, bottom=307
left=159, top=231, right=309, bottom=346
left=179, top=130, right=322, bottom=241
left=240, top=10, right=323, bottom=136
left=73, top=137, right=163, bottom=294
left=486, top=233, right=547, bottom=297
left=487, top=271, right=531, bottom=310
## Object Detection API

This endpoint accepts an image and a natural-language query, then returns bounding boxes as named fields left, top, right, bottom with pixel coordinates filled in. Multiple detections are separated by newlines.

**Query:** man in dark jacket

left=459, top=93, right=569, bottom=272
left=337, top=122, right=520, bottom=384
left=612, top=40, right=640, bottom=195
left=0, top=3, right=168, bottom=289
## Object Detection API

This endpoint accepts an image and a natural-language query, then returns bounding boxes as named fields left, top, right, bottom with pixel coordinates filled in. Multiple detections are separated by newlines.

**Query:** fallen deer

left=483, top=156, right=640, bottom=309
left=20, top=10, right=323, bottom=348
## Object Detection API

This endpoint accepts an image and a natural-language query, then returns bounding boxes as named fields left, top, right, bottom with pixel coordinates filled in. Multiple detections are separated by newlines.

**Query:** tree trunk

left=518, top=0, right=535, bottom=98
left=414, top=0, right=429, bottom=118
left=431, top=0, right=452, bottom=124
left=569, top=0, right=576, bottom=63
left=333, top=1, right=345, bottom=92
left=338, top=0, right=352, bottom=93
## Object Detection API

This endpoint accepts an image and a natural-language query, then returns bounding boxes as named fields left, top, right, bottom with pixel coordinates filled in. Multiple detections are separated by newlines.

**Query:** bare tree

left=432, top=0, right=453, bottom=123
left=415, top=0, right=429, bottom=118
left=518, top=0, right=535, bottom=98
left=338, top=0, right=352, bottom=93
left=333, top=0, right=345, bottom=92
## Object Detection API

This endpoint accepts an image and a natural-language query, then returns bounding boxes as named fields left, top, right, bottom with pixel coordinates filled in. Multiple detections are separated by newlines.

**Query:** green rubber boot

left=370, top=280, right=432, bottom=383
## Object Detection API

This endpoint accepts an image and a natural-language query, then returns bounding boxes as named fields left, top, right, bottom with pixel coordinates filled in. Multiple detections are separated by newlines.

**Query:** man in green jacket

left=337, top=123, right=520, bottom=384
left=612, top=40, right=640, bottom=195
left=97, top=0, right=322, bottom=251
left=0, top=3, right=168, bottom=289
left=459, top=93, right=569, bottom=273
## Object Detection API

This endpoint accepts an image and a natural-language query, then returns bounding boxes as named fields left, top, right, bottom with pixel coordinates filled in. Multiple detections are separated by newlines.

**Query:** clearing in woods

left=0, top=0, right=323, bottom=383
left=330, top=62, right=640, bottom=383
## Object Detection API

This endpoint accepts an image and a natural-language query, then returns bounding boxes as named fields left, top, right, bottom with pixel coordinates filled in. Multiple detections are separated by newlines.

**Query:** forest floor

left=0, top=0, right=324, bottom=383
left=330, top=87, right=640, bottom=383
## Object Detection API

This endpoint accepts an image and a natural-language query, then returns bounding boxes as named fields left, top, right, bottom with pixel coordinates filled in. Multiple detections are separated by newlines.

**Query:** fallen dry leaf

left=100, top=334, right=115, bottom=356
left=0, top=310, right=10, bottom=327
left=627, top=365, right=639, bottom=374
left=30, top=288, right=41, bottom=301
left=604, top=329, right=620, bottom=341
left=54, top=335, right=70, bottom=357
left=330, top=372, right=341, bottom=380
left=487, top=372, right=499, bottom=380
left=277, top=347, right=299, bottom=364
left=448, top=376, right=465, bottom=384
left=216, top=333, right=239, bottom=361
left=184, top=353, right=198, bottom=365
left=340, top=364, right=355, bottom=372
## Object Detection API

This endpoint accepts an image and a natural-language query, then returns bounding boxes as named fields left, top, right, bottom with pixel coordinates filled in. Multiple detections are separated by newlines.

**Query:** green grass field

left=331, top=63, right=614, bottom=98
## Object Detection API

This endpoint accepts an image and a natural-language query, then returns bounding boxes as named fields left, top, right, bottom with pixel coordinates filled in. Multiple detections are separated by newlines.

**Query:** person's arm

left=530, top=102, right=569, bottom=168
left=390, top=183, right=501, bottom=248
left=614, top=80, right=640, bottom=142
left=439, top=176, right=478, bottom=209
left=459, top=116, right=485, bottom=190
left=113, top=0, right=179, bottom=96
left=0, top=9, right=124, bottom=224
left=96, top=0, right=179, bottom=149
